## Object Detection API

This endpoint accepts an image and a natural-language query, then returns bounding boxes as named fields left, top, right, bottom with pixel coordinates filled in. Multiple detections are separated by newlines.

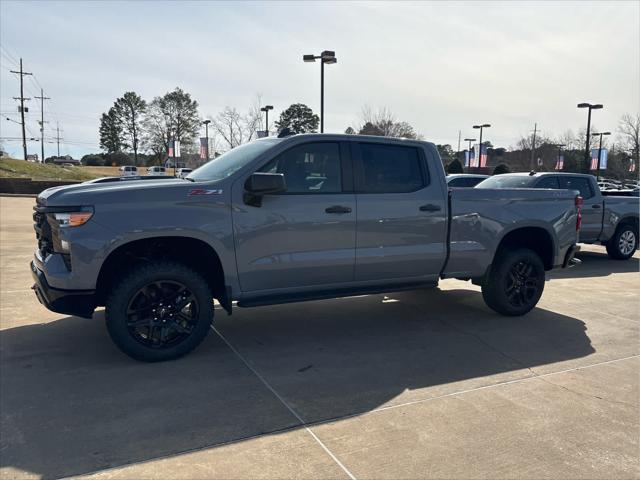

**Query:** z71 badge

left=188, top=189, right=223, bottom=196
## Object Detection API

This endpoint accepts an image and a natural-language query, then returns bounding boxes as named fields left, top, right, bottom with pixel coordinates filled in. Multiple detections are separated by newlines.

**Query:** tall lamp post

left=577, top=102, right=603, bottom=173
left=260, top=105, right=273, bottom=136
left=202, top=119, right=211, bottom=161
left=591, top=131, right=610, bottom=180
left=464, top=137, right=476, bottom=172
left=472, top=124, right=491, bottom=173
left=303, top=50, right=337, bottom=133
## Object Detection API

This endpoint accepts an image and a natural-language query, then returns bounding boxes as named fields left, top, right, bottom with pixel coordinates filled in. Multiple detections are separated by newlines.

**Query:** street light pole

left=591, top=131, right=611, bottom=181
left=473, top=124, right=491, bottom=173
left=464, top=137, right=476, bottom=173
left=303, top=51, right=337, bottom=133
left=530, top=123, right=537, bottom=171
left=260, top=105, right=273, bottom=135
left=202, top=119, right=211, bottom=161
left=578, top=102, right=603, bottom=173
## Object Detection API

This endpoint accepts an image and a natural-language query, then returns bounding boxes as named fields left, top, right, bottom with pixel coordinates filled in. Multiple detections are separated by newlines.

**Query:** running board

left=237, top=281, right=438, bottom=308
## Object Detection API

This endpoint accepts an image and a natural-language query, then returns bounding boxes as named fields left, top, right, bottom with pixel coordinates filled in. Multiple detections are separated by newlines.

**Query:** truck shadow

left=1, top=288, right=594, bottom=479
left=548, top=249, right=639, bottom=280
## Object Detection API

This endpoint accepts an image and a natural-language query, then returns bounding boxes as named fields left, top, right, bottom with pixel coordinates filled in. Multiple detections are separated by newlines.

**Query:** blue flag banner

left=590, top=148, right=608, bottom=170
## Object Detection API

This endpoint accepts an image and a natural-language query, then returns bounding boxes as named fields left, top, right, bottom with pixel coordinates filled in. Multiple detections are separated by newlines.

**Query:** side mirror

left=244, top=173, right=286, bottom=206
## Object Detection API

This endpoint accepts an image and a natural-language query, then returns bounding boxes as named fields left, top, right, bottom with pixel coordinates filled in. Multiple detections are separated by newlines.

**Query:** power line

left=10, top=58, right=32, bottom=160
left=0, top=45, right=19, bottom=65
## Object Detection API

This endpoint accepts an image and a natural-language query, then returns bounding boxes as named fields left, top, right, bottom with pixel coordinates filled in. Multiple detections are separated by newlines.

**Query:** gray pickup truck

left=477, top=172, right=639, bottom=260
left=31, top=134, right=581, bottom=361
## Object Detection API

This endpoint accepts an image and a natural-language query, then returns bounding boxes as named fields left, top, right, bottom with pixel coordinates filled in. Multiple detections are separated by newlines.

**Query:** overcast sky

left=1, top=0, right=638, bottom=159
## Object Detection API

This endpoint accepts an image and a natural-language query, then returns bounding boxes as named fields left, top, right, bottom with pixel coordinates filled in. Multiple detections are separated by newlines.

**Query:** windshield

left=475, top=175, right=535, bottom=189
left=188, top=138, right=282, bottom=182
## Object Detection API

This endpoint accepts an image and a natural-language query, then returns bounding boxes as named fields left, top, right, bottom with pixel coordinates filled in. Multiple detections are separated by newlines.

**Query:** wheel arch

left=494, top=226, right=555, bottom=271
left=95, top=236, right=231, bottom=313
left=617, top=215, right=639, bottom=233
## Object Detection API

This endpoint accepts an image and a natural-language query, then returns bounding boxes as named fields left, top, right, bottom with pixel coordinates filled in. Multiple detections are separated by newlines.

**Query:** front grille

left=33, top=207, right=54, bottom=258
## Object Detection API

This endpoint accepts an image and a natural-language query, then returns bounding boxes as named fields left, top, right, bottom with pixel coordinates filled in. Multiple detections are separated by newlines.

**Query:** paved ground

left=0, top=196, right=638, bottom=480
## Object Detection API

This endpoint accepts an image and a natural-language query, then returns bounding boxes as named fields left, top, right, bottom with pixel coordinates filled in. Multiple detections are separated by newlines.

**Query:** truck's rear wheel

left=105, top=261, right=214, bottom=362
left=606, top=224, right=637, bottom=260
left=481, top=248, right=545, bottom=316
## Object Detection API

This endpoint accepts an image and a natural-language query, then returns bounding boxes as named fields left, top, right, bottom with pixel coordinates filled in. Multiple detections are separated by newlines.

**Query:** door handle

left=325, top=205, right=352, bottom=214
left=419, top=204, right=441, bottom=212
left=591, top=204, right=601, bottom=209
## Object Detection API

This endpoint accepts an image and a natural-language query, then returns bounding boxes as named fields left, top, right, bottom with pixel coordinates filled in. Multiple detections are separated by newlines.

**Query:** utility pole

left=55, top=122, right=62, bottom=157
left=34, top=88, right=50, bottom=163
left=530, top=123, right=537, bottom=171
left=10, top=58, right=33, bottom=160
left=457, top=130, right=461, bottom=157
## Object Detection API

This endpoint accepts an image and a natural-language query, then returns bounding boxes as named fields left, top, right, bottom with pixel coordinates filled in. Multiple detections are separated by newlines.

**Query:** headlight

left=52, top=209, right=93, bottom=227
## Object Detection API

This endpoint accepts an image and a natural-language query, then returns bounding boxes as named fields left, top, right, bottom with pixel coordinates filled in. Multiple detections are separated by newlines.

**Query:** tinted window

left=358, top=143, right=424, bottom=193
left=476, top=176, right=535, bottom=189
left=535, top=176, right=560, bottom=189
left=558, top=176, right=594, bottom=199
left=259, top=142, right=341, bottom=194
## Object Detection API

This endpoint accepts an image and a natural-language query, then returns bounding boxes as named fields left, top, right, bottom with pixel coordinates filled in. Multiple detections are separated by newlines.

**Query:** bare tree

left=618, top=113, right=640, bottom=164
left=211, top=95, right=265, bottom=150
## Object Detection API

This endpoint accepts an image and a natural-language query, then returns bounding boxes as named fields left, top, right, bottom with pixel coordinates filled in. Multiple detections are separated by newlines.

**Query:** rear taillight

left=575, top=195, right=583, bottom=231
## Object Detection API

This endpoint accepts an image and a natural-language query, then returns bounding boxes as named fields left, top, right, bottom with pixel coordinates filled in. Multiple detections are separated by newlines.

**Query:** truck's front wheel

left=105, top=261, right=214, bottom=362
left=481, top=248, right=545, bottom=316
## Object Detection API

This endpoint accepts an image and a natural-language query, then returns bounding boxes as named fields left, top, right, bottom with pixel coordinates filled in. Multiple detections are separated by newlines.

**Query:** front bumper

left=31, top=261, right=96, bottom=318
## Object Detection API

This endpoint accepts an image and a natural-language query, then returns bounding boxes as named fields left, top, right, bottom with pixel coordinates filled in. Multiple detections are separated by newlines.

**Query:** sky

left=1, top=0, right=638, bottom=159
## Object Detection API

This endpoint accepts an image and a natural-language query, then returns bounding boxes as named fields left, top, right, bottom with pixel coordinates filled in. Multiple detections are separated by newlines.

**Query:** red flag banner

left=199, top=137, right=209, bottom=160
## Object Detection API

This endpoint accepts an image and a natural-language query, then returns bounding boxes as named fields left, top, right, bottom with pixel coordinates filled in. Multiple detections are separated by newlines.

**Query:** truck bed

left=443, top=187, right=579, bottom=278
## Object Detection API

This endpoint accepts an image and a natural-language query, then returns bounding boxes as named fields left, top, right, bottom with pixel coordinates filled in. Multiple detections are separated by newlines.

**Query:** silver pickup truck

left=477, top=172, right=639, bottom=260
left=31, top=134, right=581, bottom=361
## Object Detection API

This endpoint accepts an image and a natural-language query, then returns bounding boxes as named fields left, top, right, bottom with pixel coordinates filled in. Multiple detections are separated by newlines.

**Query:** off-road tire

left=481, top=247, right=545, bottom=316
left=105, top=261, right=214, bottom=362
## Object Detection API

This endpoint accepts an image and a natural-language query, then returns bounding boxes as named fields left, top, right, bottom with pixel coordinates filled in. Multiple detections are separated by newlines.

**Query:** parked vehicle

left=177, top=168, right=193, bottom=179
left=476, top=172, right=639, bottom=259
left=446, top=174, right=490, bottom=188
left=31, top=134, right=581, bottom=361
left=146, top=166, right=166, bottom=176
left=119, top=166, right=138, bottom=177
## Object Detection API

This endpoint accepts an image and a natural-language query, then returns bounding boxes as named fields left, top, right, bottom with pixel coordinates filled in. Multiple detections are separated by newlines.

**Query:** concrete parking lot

left=1, top=195, right=638, bottom=480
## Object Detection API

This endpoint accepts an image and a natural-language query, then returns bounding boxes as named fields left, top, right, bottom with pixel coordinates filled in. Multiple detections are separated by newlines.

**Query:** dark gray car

left=446, top=174, right=490, bottom=188
left=31, top=135, right=581, bottom=361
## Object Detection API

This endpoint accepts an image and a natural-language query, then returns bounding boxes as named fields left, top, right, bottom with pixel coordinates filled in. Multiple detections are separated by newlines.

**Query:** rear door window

left=558, top=176, right=594, bottom=199
left=535, top=176, right=560, bottom=189
left=355, top=143, right=426, bottom=193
